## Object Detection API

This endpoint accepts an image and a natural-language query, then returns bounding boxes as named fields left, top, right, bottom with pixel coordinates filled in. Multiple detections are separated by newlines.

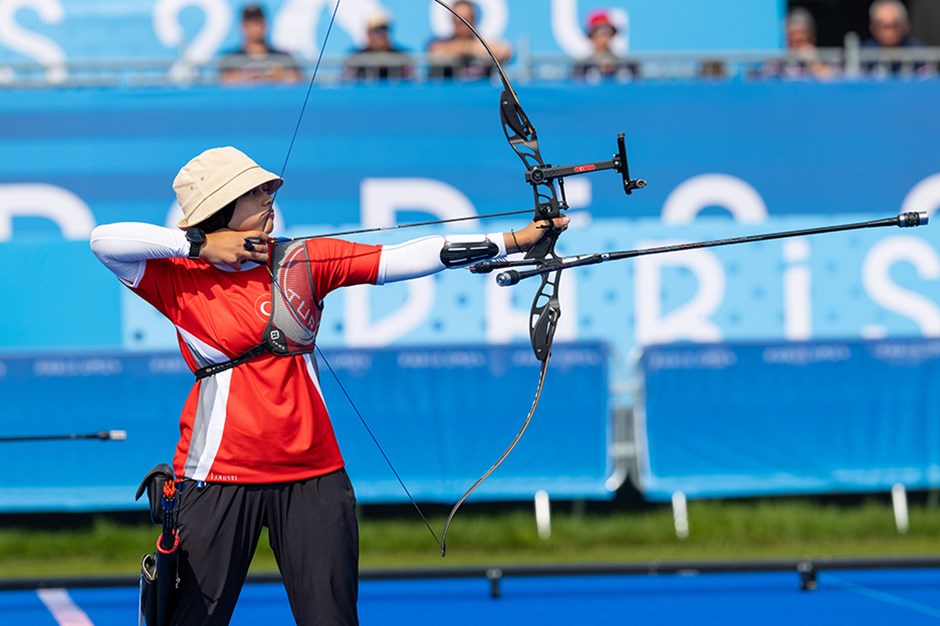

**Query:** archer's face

left=229, top=182, right=277, bottom=233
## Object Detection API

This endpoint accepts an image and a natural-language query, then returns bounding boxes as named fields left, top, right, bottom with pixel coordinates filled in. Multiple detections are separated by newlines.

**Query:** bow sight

left=525, top=132, right=647, bottom=198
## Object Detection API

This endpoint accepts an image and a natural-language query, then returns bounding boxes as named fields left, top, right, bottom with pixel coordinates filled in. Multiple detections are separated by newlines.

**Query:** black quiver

left=136, top=464, right=180, bottom=626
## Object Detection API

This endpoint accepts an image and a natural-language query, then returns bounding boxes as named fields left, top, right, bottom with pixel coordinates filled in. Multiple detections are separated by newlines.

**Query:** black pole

left=495, top=211, right=929, bottom=286
left=0, top=430, right=127, bottom=443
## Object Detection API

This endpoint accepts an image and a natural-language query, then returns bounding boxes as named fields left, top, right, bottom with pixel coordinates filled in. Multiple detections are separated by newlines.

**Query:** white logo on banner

left=153, top=0, right=231, bottom=71
left=863, top=236, right=940, bottom=337
left=901, top=173, right=940, bottom=219
left=344, top=279, right=435, bottom=346
left=0, top=183, right=94, bottom=241
left=343, top=178, right=478, bottom=346
left=0, top=0, right=67, bottom=82
left=783, top=238, right=812, bottom=340
left=662, top=173, right=768, bottom=224
left=635, top=246, right=725, bottom=346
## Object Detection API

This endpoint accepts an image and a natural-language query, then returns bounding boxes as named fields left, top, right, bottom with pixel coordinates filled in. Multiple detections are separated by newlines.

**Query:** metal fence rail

left=4, top=40, right=940, bottom=89
left=4, top=556, right=940, bottom=597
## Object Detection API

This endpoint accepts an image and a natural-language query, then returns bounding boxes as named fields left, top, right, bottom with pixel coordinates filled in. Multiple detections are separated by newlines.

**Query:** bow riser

left=530, top=270, right=562, bottom=362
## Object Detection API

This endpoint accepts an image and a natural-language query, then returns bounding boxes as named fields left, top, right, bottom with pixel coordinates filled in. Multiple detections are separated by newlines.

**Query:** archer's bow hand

left=472, top=217, right=570, bottom=274
left=507, top=216, right=569, bottom=254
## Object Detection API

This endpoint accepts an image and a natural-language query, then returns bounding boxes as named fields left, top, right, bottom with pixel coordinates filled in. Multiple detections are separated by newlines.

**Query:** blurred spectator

left=698, top=59, right=728, bottom=79
left=862, top=0, right=930, bottom=76
left=572, top=10, right=639, bottom=82
left=218, top=4, right=302, bottom=84
left=344, top=11, right=413, bottom=81
left=763, top=8, right=837, bottom=79
left=427, top=1, right=512, bottom=80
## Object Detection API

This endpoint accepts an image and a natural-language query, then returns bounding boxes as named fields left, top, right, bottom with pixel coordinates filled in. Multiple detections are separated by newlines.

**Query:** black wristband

left=185, top=228, right=206, bottom=259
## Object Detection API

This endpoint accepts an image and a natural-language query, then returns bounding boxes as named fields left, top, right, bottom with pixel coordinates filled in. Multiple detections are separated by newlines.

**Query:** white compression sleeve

left=376, top=232, right=506, bottom=285
left=90, top=222, right=188, bottom=286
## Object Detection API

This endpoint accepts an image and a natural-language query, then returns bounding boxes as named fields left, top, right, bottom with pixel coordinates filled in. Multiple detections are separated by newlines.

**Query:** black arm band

left=440, top=239, right=500, bottom=268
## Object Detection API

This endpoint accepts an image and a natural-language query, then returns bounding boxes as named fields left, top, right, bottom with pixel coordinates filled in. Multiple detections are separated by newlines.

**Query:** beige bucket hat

left=174, top=146, right=283, bottom=229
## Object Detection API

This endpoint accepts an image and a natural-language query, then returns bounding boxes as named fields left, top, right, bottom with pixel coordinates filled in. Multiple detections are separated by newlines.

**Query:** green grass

left=1, top=499, right=938, bottom=579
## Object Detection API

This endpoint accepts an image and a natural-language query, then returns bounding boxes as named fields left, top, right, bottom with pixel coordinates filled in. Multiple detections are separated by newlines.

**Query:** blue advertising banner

left=0, top=0, right=783, bottom=68
left=2, top=81, right=939, bottom=390
left=0, top=343, right=611, bottom=512
left=3, top=81, right=939, bottom=238
left=636, top=338, right=940, bottom=501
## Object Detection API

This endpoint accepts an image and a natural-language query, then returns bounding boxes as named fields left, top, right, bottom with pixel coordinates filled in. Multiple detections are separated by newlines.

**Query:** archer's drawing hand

left=201, top=229, right=269, bottom=269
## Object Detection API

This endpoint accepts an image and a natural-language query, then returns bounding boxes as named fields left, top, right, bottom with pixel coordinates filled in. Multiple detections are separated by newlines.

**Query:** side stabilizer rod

left=0, top=430, right=127, bottom=443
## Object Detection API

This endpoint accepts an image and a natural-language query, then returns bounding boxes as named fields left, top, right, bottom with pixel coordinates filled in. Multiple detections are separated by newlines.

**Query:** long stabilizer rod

left=490, top=211, right=929, bottom=286
left=0, top=430, right=127, bottom=443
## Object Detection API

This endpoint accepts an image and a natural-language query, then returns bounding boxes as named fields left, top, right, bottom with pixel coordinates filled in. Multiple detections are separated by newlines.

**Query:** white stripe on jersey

left=302, top=352, right=326, bottom=409
left=175, top=327, right=234, bottom=480
left=177, top=325, right=230, bottom=370
left=185, top=368, right=232, bottom=481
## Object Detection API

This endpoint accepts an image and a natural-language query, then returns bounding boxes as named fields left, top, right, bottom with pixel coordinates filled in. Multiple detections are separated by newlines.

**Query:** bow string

left=265, top=0, right=928, bottom=559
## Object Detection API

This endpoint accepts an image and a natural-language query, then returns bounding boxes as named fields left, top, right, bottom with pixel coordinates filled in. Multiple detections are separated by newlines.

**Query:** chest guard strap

left=194, top=343, right=268, bottom=380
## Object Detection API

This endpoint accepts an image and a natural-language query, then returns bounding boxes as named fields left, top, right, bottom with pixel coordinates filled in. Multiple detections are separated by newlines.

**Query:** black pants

left=169, top=469, right=359, bottom=626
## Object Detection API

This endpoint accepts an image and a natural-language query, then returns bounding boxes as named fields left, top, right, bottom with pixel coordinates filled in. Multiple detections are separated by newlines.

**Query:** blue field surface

left=3, top=568, right=940, bottom=625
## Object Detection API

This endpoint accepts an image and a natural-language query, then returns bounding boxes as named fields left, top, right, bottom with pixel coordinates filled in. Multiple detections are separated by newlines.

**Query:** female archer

left=91, top=145, right=566, bottom=625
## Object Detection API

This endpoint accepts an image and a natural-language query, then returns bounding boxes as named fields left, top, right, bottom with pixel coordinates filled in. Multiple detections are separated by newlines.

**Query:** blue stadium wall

left=1, top=78, right=938, bottom=511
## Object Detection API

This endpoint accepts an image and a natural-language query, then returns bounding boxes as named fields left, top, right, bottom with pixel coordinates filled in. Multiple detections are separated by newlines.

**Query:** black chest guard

left=194, top=240, right=323, bottom=379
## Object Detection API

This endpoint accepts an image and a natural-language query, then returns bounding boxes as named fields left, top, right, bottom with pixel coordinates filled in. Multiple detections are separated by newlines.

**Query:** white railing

left=2, top=38, right=940, bottom=89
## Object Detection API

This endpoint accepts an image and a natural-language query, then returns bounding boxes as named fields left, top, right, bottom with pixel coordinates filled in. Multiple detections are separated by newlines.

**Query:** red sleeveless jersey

left=130, top=239, right=381, bottom=484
